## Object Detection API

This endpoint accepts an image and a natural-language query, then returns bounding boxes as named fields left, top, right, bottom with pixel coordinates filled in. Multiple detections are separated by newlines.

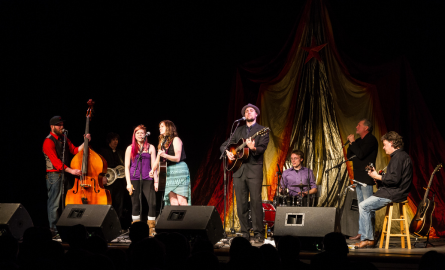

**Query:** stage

left=54, top=233, right=445, bottom=270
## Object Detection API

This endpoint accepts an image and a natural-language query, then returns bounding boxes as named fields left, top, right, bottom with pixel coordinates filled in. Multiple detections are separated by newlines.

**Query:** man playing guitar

left=354, top=131, right=413, bottom=248
left=220, top=103, right=269, bottom=243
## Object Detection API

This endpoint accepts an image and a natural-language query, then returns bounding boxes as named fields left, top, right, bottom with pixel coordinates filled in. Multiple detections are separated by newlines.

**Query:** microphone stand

left=220, top=120, right=241, bottom=239
left=273, top=165, right=282, bottom=208
left=133, top=135, right=149, bottom=222
left=323, top=155, right=356, bottom=207
left=61, top=130, right=68, bottom=211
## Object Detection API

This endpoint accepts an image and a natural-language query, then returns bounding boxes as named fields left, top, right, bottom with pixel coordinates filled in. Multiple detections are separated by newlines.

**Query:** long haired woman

left=151, top=120, right=191, bottom=205
left=124, top=124, right=158, bottom=236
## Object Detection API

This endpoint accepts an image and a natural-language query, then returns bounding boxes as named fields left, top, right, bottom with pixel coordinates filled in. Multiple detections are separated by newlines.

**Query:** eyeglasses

left=291, top=158, right=300, bottom=161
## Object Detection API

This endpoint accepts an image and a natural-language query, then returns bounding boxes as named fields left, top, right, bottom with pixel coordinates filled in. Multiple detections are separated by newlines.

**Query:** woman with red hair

left=124, top=124, right=158, bottom=236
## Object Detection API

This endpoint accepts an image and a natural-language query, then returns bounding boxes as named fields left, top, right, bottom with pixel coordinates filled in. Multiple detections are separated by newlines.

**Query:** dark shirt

left=246, top=122, right=256, bottom=137
left=346, top=133, right=378, bottom=185
left=220, top=123, right=269, bottom=179
left=374, top=149, right=413, bottom=203
left=281, top=167, right=316, bottom=196
left=166, top=138, right=186, bottom=166
left=99, top=146, right=125, bottom=168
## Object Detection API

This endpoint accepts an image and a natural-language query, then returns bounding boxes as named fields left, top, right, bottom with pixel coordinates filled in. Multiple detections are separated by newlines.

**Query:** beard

left=246, top=118, right=255, bottom=123
left=53, top=128, right=63, bottom=136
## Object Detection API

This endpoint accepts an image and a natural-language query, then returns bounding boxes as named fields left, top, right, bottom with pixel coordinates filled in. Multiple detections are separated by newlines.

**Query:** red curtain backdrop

left=192, top=0, right=445, bottom=237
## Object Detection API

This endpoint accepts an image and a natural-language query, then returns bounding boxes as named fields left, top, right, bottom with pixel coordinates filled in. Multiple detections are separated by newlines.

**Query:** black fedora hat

left=241, top=103, right=260, bottom=117
left=50, top=116, right=65, bottom=125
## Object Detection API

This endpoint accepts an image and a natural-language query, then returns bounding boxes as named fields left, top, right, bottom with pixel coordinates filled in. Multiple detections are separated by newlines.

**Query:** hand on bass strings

left=246, top=137, right=256, bottom=150
left=102, top=176, right=108, bottom=186
left=83, top=134, right=91, bottom=141
left=225, top=150, right=235, bottom=160
left=347, top=134, right=355, bottom=143
left=66, top=167, right=82, bottom=176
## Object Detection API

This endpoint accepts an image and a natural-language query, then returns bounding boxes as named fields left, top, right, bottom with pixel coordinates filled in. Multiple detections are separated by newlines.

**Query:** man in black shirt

left=354, top=131, right=413, bottom=248
left=100, top=132, right=131, bottom=229
left=220, top=103, right=269, bottom=243
left=346, top=119, right=378, bottom=240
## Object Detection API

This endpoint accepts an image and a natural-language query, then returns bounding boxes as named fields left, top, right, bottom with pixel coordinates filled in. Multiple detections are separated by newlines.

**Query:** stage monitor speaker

left=0, top=203, right=34, bottom=240
left=274, top=207, right=338, bottom=237
left=340, top=189, right=359, bottom=236
left=156, top=206, right=223, bottom=245
left=56, top=204, right=121, bottom=242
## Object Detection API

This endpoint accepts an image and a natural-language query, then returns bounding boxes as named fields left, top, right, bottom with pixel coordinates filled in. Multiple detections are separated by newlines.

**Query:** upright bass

left=65, top=99, right=111, bottom=205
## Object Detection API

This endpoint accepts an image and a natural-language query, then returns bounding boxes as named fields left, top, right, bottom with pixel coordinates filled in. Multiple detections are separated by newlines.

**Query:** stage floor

left=56, top=234, right=445, bottom=270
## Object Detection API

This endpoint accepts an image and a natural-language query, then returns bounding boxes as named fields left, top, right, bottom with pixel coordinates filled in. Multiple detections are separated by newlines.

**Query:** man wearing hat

left=220, top=104, right=270, bottom=243
left=42, top=116, right=91, bottom=234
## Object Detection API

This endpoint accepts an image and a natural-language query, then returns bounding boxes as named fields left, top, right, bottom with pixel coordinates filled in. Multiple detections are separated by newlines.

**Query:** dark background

left=1, top=1, right=444, bottom=227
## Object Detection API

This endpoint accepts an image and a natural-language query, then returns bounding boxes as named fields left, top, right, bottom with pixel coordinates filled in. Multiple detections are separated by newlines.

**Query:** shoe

left=349, top=234, right=361, bottom=240
left=253, top=234, right=264, bottom=243
left=354, top=240, right=376, bottom=248
left=241, top=232, right=250, bottom=241
left=147, top=220, right=156, bottom=237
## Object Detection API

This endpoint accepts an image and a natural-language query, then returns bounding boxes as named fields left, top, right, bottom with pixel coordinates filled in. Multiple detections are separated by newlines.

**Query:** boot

left=147, top=220, right=156, bottom=237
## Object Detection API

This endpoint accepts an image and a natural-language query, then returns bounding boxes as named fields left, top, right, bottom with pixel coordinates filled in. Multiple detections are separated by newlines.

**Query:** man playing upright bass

left=42, top=116, right=91, bottom=236
left=220, top=103, right=270, bottom=243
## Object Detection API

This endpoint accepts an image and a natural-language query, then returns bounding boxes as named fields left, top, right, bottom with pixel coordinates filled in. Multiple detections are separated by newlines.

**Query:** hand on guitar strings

left=127, top=184, right=135, bottom=196
left=246, top=137, right=255, bottom=150
left=367, top=168, right=380, bottom=180
left=225, top=150, right=235, bottom=160
left=158, top=149, right=167, bottom=158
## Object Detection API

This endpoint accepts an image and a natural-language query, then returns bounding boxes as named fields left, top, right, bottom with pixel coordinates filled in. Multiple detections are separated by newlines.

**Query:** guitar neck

left=239, top=131, right=260, bottom=149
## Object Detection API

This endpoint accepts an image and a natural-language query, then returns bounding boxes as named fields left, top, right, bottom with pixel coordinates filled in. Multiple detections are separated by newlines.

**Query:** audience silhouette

left=2, top=226, right=443, bottom=270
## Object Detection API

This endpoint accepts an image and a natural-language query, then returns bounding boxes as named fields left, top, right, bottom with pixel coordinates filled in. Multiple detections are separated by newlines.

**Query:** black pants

left=105, top=178, right=132, bottom=228
left=131, top=180, right=156, bottom=217
left=233, top=175, right=263, bottom=235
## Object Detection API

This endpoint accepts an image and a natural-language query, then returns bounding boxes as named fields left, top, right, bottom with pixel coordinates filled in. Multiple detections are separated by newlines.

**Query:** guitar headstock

left=365, top=162, right=375, bottom=172
left=86, top=99, right=95, bottom=119
left=257, top=127, right=270, bottom=136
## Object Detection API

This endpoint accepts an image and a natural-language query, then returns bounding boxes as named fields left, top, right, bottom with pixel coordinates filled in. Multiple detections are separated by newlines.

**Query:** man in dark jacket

left=355, top=131, right=413, bottom=248
left=220, top=104, right=270, bottom=243
left=346, top=119, right=378, bottom=240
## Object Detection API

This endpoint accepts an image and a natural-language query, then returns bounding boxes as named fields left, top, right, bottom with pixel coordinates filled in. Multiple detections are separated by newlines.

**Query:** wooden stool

left=379, top=200, right=411, bottom=249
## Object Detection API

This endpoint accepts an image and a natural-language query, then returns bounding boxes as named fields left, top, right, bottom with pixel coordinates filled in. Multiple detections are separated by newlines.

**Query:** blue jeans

left=359, top=195, right=392, bottom=241
left=46, top=173, right=63, bottom=230
left=356, top=184, right=374, bottom=235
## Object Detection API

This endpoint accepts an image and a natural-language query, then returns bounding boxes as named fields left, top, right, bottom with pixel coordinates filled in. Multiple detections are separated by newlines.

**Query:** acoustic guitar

left=158, top=137, right=169, bottom=191
left=226, top=127, right=270, bottom=172
left=409, top=163, right=442, bottom=237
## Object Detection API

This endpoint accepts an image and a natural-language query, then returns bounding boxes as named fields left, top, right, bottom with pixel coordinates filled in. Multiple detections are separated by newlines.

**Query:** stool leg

left=385, top=205, right=393, bottom=249
left=403, top=204, right=411, bottom=249
left=380, top=205, right=390, bottom=248
left=399, top=203, right=405, bottom=249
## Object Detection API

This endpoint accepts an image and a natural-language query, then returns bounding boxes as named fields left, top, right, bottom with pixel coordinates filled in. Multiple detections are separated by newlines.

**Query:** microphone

left=342, top=140, right=351, bottom=148
left=62, top=129, right=68, bottom=134
left=353, top=179, right=367, bottom=187
left=276, top=163, right=282, bottom=175
left=234, top=117, right=246, bottom=122
left=144, top=132, right=150, bottom=138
